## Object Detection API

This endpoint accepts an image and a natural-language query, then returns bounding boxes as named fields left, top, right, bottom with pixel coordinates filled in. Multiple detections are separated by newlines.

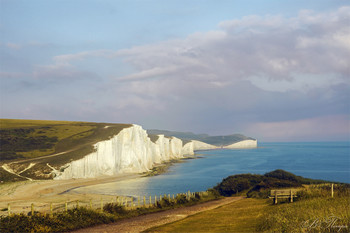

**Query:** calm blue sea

left=74, top=142, right=350, bottom=197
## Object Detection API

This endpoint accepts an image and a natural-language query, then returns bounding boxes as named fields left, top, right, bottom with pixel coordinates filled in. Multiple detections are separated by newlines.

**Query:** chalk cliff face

left=192, top=140, right=219, bottom=151
left=223, top=139, right=258, bottom=149
left=53, top=124, right=257, bottom=180
left=54, top=125, right=194, bottom=180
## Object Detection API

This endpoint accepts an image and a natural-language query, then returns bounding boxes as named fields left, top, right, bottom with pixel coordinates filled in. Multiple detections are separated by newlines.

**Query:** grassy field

left=146, top=184, right=350, bottom=233
left=0, top=119, right=132, bottom=181
left=145, top=198, right=270, bottom=233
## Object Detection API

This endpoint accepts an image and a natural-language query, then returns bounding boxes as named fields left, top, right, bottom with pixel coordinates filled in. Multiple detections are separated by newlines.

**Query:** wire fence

left=1, top=190, right=210, bottom=217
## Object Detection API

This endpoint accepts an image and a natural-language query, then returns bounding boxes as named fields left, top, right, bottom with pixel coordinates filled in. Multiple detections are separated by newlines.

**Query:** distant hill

left=147, top=129, right=255, bottom=146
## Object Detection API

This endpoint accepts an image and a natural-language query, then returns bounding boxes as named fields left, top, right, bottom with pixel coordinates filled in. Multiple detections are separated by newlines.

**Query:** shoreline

left=0, top=154, right=202, bottom=215
left=0, top=173, right=141, bottom=215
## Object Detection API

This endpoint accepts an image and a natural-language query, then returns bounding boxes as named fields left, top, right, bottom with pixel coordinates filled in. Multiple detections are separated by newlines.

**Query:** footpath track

left=73, top=196, right=244, bottom=233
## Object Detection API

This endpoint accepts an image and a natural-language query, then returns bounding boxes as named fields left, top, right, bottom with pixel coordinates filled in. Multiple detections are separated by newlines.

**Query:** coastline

left=0, top=173, right=140, bottom=215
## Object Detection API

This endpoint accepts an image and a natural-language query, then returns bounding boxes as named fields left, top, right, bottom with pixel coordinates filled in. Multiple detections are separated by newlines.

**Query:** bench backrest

left=270, top=189, right=296, bottom=196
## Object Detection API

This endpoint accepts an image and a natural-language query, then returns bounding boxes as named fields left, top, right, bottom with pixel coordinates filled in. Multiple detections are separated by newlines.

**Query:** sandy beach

left=0, top=174, right=141, bottom=216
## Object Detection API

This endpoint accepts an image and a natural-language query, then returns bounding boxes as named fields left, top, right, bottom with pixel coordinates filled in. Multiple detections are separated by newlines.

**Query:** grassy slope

left=145, top=198, right=270, bottom=233
left=146, top=185, right=350, bottom=233
left=0, top=119, right=132, bottom=180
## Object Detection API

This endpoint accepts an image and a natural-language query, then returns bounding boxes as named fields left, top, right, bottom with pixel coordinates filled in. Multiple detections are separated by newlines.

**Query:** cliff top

left=147, top=129, right=255, bottom=146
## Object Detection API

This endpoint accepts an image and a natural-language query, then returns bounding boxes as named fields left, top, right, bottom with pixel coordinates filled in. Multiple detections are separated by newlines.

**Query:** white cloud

left=3, top=6, right=349, bottom=141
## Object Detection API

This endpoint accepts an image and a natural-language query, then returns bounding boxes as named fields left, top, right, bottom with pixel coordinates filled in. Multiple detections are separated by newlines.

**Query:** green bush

left=213, top=170, right=329, bottom=198
left=0, top=207, right=116, bottom=232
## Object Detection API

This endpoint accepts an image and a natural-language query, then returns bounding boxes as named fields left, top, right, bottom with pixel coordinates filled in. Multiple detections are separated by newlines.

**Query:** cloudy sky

left=0, top=0, right=349, bottom=142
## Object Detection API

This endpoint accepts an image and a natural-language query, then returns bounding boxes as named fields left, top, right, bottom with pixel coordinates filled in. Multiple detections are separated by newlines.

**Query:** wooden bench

left=269, top=189, right=297, bottom=204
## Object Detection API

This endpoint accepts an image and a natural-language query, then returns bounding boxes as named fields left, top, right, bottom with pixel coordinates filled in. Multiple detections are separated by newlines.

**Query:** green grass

left=145, top=198, right=270, bottom=233
left=146, top=184, right=350, bottom=233
left=257, top=184, right=350, bottom=232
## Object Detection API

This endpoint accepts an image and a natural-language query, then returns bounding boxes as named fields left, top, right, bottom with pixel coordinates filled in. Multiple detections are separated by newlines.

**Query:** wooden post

left=7, top=203, right=10, bottom=216
left=116, top=196, right=119, bottom=205
left=331, top=183, right=334, bottom=198
left=50, top=203, right=53, bottom=216
left=290, top=190, right=293, bottom=203
left=31, top=203, right=34, bottom=216
left=274, top=191, right=278, bottom=204
left=65, top=201, right=68, bottom=212
left=155, top=195, right=157, bottom=205
left=168, top=194, right=170, bottom=200
left=149, top=196, right=151, bottom=207
left=76, top=200, right=79, bottom=208
left=143, top=196, right=146, bottom=207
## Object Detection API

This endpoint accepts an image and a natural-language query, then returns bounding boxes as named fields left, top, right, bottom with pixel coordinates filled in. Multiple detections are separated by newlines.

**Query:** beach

left=0, top=174, right=140, bottom=215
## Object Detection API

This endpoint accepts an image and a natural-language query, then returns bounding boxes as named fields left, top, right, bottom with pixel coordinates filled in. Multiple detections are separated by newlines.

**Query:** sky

left=0, top=0, right=349, bottom=142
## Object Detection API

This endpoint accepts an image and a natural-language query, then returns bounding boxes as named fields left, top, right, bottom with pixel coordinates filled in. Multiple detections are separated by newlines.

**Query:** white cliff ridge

left=223, top=139, right=258, bottom=149
left=54, top=125, right=195, bottom=180
left=53, top=125, right=257, bottom=180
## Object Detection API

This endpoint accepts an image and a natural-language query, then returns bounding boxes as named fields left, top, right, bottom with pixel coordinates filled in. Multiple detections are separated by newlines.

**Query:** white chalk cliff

left=192, top=140, right=219, bottom=151
left=53, top=125, right=257, bottom=180
left=54, top=125, right=195, bottom=180
left=223, top=139, right=258, bottom=149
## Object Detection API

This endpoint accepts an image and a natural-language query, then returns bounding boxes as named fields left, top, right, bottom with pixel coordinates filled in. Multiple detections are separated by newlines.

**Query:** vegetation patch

left=0, top=190, right=220, bottom=232
left=214, top=169, right=329, bottom=198
left=257, top=184, right=350, bottom=232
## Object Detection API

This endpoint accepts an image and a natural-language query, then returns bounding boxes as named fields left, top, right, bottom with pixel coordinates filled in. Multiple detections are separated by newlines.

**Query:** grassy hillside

left=147, top=129, right=255, bottom=146
left=0, top=119, right=132, bottom=180
left=147, top=172, right=350, bottom=233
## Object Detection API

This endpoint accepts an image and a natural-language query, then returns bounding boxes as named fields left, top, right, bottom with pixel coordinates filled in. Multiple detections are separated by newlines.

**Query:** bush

left=0, top=207, right=116, bottom=232
left=214, top=170, right=321, bottom=197
left=103, top=203, right=127, bottom=216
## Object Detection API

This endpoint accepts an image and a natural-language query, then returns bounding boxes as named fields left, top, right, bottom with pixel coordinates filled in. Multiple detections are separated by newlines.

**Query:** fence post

left=76, top=200, right=79, bottom=208
left=65, top=201, right=68, bottom=212
left=7, top=203, right=10, bottom=216
left=155, top=195, right=157, bottom=205
left=143, top=196, right=146, bottom=207
left=50, top=203, right=53, bottom=216
left=149, top=196, right=151, bottom=207
left=290, top=190, right=293, bottom=203
left=331, top=183, right=334, bottom=198
left=31, top=203, right=34, bottom=216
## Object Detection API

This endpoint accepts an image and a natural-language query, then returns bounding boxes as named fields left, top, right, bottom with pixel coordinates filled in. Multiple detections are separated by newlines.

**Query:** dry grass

left=145, top=198, right=270, bottom=233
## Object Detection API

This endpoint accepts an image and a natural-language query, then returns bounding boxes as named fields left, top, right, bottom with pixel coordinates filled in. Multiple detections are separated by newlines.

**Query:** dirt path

left=73, top=196, right=245, bottom=233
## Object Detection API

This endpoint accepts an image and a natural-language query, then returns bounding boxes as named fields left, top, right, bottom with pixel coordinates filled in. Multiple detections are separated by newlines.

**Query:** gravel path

left=72, top=196, right=244, bottom=233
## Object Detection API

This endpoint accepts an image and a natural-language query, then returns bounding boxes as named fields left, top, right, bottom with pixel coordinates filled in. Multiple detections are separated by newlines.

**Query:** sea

left=73, top=141, right=350, bottom=197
